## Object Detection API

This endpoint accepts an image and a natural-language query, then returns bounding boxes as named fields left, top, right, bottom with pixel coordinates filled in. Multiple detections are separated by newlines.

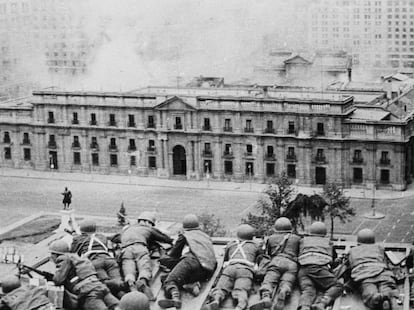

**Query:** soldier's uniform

left=158, top=214, right=217, bottom=309
left=204, top=224, right=260, bottom=310
left=120, top=212, right=173, bottom=298
left=71, top=220, right=124, bottom=296
left=348, top=229, right=397, bottom=310
left=297, top=222, right=343, bottom=310
left=252, top=217, right=301, bottom=310
left=0, top=276, right=55, bottom=310
left=50, top=240, right=119, bottom=310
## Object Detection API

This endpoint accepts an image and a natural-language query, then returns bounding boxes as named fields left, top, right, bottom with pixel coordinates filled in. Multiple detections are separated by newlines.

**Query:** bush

left=198, top=212, right=227, bottom=237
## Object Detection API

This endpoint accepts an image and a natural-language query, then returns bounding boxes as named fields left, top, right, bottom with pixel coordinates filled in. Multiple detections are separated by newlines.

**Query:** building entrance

left=173, top=145, right=186, bottom=175
left=315, top=167, right=326, bottom=184
left=49, top=151, right=58, bottom=169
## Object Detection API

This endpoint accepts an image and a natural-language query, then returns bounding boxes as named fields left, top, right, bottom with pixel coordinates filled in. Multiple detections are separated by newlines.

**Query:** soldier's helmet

left=137, top=211, right=156, bottom=226
left=236, top=224, right=256, bottom=240
left=309, top=221, right=327, bottom=236
left=1, top=275, right=21, bottom=293
left=49, top=239, right=70, bottom=255
left=182, top=214, right=199, bottom=230
left=118, top=291, right=150, bottom=310
left=357, top=228, right=375, bottom=244
left=275, top=217, right=292, bottom=232
left=80, top=220, right=97, bottom=233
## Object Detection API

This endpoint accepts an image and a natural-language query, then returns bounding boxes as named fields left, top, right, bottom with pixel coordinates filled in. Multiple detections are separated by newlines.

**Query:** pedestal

left=58, top=209, right=81, bottom=234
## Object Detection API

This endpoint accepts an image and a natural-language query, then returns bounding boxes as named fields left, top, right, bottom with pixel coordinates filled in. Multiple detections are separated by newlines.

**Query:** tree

left=242, top=172, right=296, bottom=236
left=322, top=183, right=355, bottom=240
left=117, top=202, right=128, bottom=226
left=284, top=193, right=325, bottom=231
left=198, top=212, right=227, bottom=237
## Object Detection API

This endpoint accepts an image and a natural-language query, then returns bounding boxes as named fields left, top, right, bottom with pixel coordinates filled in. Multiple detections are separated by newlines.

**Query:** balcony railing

left=22, top=139, right=30, bottom=145
left=108, top=121, right=117, bottom=127
left=72, top=142, right=81, bottom=149
left=315, top=156, right=327, bottom=163
left=352, top=157, right=363, bottom=164
left=3, top=138, right=11, bottom=144
left=90, top=143, right=99, bottom=150
left=264, top=128, right=275, bottom=134
left=174, top=124, right=183, bottom=130
left=380, top=158, right=390, bottom=165
left=109, top=145, right=118, bottom=152
left=223, top=127, right=233, bottom=132
left=90, top=120, right=97, bottom=126
left=265, top=153, right=276, bottom=160
left=244, top=152, right=254, bottom=157
left=72, top=119, right=79, bottom=125
left=128, top=145, right=137, bottom=151
left=147, top=147, right=156, bottom=153
left=202, top=150, right=213, bottom=157
left=147, top=123, right=155, bottom=128
left=316, top=130, right=325, bottom=136
left=47, top=118, right=55, bottom=124
left=244, top=127, right=254, bottom=133
left=202, top=125, right=211, bottom=131
left=48, top=142, right=57, bottom=149
left=128, top=122, right=136, bottom=127
left=287, top=128, right=297, bottom=135
left=223, top=151, right=234, bottom=158
left=286, top=154, right=297, bottom=161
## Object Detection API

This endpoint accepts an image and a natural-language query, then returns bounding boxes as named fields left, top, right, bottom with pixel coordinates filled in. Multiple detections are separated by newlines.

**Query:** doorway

left=49, top=151, right=58, bottom=169
left=315, top=167, right=326, bottom=185
left=173, top=145, right=186, bottom=175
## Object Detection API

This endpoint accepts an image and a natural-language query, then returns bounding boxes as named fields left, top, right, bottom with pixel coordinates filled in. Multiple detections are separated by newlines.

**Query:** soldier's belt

left=121, top=241, right=147, bottom=249
left=351, top=262, right=386, bottom=275
left=275, top=253, right=298, bottom=263
left=227, top=258, right=255, bottom=267
left=72, top=275, right=100, bottom=292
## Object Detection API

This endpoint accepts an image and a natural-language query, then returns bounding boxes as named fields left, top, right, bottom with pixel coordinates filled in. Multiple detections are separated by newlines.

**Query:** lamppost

left=247, top=164, right=252, bottom=191
left=205, top=162, right=210, bottom=188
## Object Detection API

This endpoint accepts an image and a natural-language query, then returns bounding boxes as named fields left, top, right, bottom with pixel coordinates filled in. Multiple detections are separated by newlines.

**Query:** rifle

left=17, top=261, right=54, bottom=282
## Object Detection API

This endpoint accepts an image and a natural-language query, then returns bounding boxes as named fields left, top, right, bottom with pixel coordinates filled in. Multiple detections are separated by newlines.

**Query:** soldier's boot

left=126, top=279, right=137, bottom=292
left=202, top=293, right=223, bottom=310
left=311, top=296, right=331, bottom=310
left=249, top=290, right=272, bottom=310
left=234, top=296, right=248, bottom=310
left=273, top=287, right=290, bottom=310
left=183, top=281, right=201, bottom=297
left=136, top=278, right=155, bottom=301
left=158, top=286, right=182, bottom=309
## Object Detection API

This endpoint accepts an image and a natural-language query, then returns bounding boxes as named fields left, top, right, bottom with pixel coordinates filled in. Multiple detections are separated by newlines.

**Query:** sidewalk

left=0, top=167, right=412, bottom=200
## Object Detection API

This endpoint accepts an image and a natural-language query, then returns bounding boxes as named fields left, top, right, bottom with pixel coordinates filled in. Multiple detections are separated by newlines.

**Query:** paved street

left=0, top=168, right=412, bottom=243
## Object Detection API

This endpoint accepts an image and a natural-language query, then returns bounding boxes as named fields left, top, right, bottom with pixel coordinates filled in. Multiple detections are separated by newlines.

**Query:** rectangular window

left=129, top=139, right=136, bottom=151
left=72, top=112, right=79, bottom=124
left=266, top=163, right=275, bottom=176
left=353, top=150, right=363, bottom=163
left=148, top=115, right=155, bottom=128
left=287, top=164, right=296, bottom=178
left=245, top=119, right=253, bottom=132
left=317, top=122, right=325, bottom=135
left=110, top=138, right=117, bottom=150
left=4, top=147, right=11, bottom=159
left=316, top=148, right=325, bottom=160
left=130, top=155, right=136, bottom=166
left=246, top=144, right=253, bottom=154
left=48, top=111, right=55, bottom=123
left=92, top=153, right=99, bottom=166
left=3, top=131, right=10, bottom=143
left=287, top=147, right=295, bottom=159
left=73, top=136, right=80, bottom=148
left=110, top=154, right=118, bottom=166
left=148, top=156, right=156, bottom=168
left=24, top=148, right=31, bottom=161
left=175, top=117, right=182, bottom=129
left=224, top=144, right=232, bottom=155
left=288, top=121, right=295, bottom=134
left=91, top=137, right=98, bottom=149
left=224, top=160, right=233, bottom=174
left=224, top=118, right=232, bottom=131
left=73, top=152, right=81, bottom=164
left=246, top=162, right=254, bottom=175
left=48, top=135, right=56, bottom=148
left=23, top=132, right=30, bottom=144
left=90, top=113, right=97, bottom=125
left=353, top=167, right=363, bottom=183
left=109, top=114, right=116, bottom=126
left=265, top=120, right=274, bottom=133
left=128, top=114, right=135, bottom=127
left=204, top=160, right=212, bottom=173
left=380, top=151, right=390, bottom=164
left=148, top=139, right=155, bottom=151
left=267, top=145, right=274, bottom=156
left=380, top=169, right=390, bottom=183
left=203, top=118, right=211, bottom=131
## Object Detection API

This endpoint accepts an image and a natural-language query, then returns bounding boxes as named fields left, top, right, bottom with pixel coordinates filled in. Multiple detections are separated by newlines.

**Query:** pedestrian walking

left=61, top=187, right=72, bottom=210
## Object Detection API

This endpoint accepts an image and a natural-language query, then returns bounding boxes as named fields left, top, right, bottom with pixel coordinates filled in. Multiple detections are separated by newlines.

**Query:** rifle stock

left=18, top=262, right=54, bottom=281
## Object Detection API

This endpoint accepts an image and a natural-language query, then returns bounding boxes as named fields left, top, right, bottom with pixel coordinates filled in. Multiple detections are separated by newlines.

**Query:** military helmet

left=309, top=221, right=327, bottom=236
left=1, top=275, right=21, bottom=293
left=80, top=220, right=97, bottom=233
left=49, top=239, right=70, bottom=255
left=182, top=214, right=199, bottom=230
left=357, top=228, right=375, bottom=244
left=236, top=224, right=256, bottom=240
left=275, top=217, right=292, bottom=232
left=118, top=291, right=150, bottom=310
left=138, top=211, right=156, bottom=226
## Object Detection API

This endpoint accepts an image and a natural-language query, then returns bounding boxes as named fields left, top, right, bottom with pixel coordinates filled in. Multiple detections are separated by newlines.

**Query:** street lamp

left=205, top=162, right=210, bottom=188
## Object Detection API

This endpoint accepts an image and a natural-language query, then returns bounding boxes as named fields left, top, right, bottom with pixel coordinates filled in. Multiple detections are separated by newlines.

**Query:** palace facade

left=0, top=84, right=411, bottom=190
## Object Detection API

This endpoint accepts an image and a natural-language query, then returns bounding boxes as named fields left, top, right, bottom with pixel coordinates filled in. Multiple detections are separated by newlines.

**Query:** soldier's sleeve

left=168, top=234, right=186, bottom=258
left=109, top=233, right=122, bottom=244
left=151, top=227, right=173, bottom=244
left=223, top=242, right=232, bottom=262
left=53, top=255, right=72, bottom=286
left=70, top=235, right=82, bottom=253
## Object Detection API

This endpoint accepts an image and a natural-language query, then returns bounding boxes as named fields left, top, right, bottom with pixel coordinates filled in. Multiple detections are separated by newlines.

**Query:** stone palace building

left=0, top=81, right=412, bottom=191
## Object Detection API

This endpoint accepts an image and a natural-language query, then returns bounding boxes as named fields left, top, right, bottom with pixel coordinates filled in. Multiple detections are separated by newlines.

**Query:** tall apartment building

left=306, top=0, right=414, bottom=72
